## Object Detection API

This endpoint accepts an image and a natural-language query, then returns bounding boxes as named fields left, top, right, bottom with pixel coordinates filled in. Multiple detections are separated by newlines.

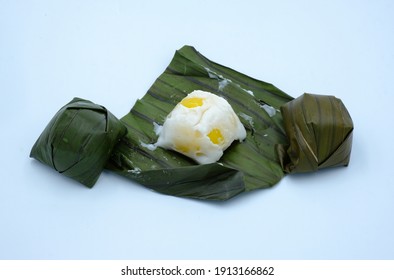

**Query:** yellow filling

left=174, top=143, right=189, bottom=153
left=208, top=129, right=224, bottom=145
left=181, top=97, right=204, bottom=108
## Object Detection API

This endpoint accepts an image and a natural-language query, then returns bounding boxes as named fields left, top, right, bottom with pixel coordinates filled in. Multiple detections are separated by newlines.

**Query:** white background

left=1, top=0, right=393, bottom=259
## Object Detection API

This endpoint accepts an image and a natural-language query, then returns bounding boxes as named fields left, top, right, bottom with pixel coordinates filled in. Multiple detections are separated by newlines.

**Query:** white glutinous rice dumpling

left=155, top=90, right=247, bottom=164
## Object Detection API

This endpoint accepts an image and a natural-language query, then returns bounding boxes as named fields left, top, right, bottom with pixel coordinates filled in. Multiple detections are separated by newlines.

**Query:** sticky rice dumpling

left=30, top=97, right=127, bottom=187
left=278, top=93, right=353, bottom=173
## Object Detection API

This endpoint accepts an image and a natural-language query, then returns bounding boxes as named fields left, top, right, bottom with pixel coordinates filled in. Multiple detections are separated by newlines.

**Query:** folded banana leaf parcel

left=30, top=45, right=354, bottom=200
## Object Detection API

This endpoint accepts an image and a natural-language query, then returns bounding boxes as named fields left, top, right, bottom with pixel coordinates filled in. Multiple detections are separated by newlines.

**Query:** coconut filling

left=155, top=90, right=247, bottom=164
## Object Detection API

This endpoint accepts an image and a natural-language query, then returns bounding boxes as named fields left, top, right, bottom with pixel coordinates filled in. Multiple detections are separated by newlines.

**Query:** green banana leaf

left=277, top=93, right=354, bottom=173
left=107, top=45, right=294, bottom=200
left=30, top=46, right=354, bottom=200
left=30, top=97, right=127, bottom=187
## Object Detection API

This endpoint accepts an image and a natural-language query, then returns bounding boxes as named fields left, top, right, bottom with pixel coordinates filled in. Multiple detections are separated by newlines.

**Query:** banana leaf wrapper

left=106, top=45, right=294, bottom=200
left=277, top=93, right=354, bottom=173
left=30, top=47, right=354, bottom=200
left=30, top=97, right=127, bottom=187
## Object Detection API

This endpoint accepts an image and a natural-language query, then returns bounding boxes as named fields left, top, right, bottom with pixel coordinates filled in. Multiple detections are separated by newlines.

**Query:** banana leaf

left=106, top=45, right=294, bottom=200
left=30, top=97, right=127, bottom=187
left=277, top=93, right=354, bottom=173
left=30, top=46, right=354, bottom=200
